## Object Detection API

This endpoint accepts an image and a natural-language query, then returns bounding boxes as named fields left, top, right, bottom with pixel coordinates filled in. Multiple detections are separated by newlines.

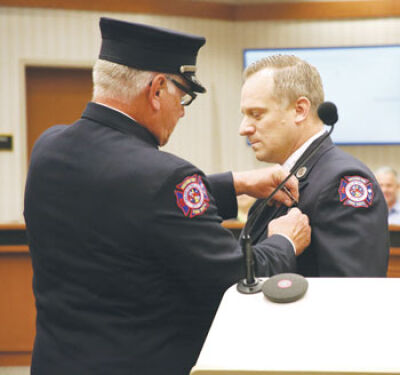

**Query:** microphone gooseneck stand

left=237, top=102, right=338, bottom=294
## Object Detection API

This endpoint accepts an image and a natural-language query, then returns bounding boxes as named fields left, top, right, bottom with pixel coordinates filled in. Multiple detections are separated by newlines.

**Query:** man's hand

left=268, top=208, right=311, bottom=256
left=232, top=164, right=298, bottom=207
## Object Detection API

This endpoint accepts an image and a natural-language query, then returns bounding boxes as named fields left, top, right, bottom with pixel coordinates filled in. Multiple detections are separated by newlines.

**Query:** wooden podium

left=191, top=278, right=400, bottom=375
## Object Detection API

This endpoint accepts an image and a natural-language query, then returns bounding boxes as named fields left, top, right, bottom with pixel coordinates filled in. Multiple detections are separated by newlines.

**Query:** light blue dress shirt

left=388, top=200, right=400, bottom=225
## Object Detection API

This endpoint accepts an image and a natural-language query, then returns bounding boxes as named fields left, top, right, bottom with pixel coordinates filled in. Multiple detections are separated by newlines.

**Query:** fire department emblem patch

left=338, top=176, right=374, bottom=208
left=175, top=174, right=210, bottom=218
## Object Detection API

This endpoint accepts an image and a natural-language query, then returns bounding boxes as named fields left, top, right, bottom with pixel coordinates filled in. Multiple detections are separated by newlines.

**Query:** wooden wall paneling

left=0, top=0, right=398, bottom=20
left=0, top=0, right=234, bottom=20
left=0, top=352, right=32, bottom=366
left=234, top=0, right=400, bottom=21
left=387, top=247, right=400, bottom=277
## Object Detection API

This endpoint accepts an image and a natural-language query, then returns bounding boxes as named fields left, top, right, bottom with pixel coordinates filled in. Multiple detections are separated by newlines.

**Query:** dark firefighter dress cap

left=99, top=17, right=206, bottom=93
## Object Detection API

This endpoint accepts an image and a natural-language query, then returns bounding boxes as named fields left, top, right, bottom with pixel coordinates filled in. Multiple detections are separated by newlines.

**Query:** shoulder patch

left=175, top=174, right=210, bottom=218
left=338, top=175, right=374, bottom=208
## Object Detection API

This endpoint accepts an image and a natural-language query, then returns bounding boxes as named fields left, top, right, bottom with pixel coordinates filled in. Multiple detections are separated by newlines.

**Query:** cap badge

left=180, top=65, right=196, bottom=73
left=175, top=174, right=210, bottom=218
left=338, top=175, right=374, bottom=208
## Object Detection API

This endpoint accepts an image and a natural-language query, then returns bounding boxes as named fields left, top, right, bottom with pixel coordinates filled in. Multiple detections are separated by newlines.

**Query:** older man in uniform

left=240, top=54, right=389, bottom=277
left=24, top=18, right=311, bottom=375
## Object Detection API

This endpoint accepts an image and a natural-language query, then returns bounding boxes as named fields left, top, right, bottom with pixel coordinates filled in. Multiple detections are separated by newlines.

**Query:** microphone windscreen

left=262, top=273, right=308, bottom=303
left=317, top=101, right=338, bottom=126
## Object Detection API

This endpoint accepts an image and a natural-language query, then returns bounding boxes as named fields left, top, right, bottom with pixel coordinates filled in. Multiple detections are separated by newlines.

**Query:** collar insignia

left=296, top=167, right=307, bottom=179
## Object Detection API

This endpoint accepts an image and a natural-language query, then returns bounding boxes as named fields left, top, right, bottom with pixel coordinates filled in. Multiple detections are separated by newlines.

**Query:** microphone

left=318, top=101, right=338, bottom=126
left=237, top=101, right=338, bottom=295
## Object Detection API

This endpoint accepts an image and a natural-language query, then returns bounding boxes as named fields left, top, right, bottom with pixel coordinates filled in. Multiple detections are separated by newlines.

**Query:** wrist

left=232, top=171, right=248, bottom=196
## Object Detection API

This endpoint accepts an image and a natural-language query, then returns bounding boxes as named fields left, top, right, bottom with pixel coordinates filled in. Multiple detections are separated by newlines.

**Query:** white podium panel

left=191, top=278, right=400, bottom=375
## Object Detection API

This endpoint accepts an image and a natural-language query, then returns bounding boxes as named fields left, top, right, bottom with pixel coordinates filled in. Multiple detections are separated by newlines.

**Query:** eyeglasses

left=166, top=76, right=197, bottom=106
left=148, top=75, right=197, bottom=106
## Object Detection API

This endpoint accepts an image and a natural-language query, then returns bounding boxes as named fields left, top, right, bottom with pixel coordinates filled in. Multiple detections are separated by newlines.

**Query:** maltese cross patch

left=338, top=175, right=374, bottom=208
left=175, top=174, right=210, bottom=218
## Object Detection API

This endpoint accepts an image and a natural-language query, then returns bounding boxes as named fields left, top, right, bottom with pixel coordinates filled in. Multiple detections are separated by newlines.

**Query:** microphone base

left=237, top=278, right=263, bottom=294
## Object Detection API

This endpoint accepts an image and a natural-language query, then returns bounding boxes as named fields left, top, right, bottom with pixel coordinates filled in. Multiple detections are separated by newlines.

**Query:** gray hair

left=375, top=166, right=398, bottom=178
left=243, top=54, right=324, bottom=113
left=92, top=59, right=154, bottom=104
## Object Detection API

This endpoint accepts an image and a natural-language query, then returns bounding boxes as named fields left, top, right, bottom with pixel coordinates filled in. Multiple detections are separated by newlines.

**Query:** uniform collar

left=81, top=102, right=159, bottom=147
left=290, top=132, right=335, bottom=181
left=95, top=102, right=137, bottom=122
left=283, top=129, right=326, bottom=172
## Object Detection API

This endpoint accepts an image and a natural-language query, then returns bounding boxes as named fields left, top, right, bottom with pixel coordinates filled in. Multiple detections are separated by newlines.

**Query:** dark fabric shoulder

left=126, top=148, right=204, bottom=195
left=308, top=145, right=376, bottom=187
left=31, top=124, right=68, bottom=151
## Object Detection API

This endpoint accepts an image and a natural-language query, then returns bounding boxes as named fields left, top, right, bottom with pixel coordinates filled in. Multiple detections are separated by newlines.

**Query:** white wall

left=0, top=6, right=399, bottom=222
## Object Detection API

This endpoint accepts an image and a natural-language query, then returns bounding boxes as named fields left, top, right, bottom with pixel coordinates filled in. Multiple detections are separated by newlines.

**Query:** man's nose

left=239, top=117, right=255, bottom=136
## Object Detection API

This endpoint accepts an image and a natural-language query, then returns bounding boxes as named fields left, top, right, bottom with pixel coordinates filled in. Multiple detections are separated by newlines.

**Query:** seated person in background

left=375, top=166, right=400, bottom=225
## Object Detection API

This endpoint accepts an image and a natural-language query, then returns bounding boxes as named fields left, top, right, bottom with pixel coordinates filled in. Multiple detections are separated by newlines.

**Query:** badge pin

left=296, top=167, right=307, bottom=179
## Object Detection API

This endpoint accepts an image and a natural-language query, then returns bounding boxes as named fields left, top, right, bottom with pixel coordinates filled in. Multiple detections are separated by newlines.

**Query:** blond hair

left=244, top=54, right=324, bottom=112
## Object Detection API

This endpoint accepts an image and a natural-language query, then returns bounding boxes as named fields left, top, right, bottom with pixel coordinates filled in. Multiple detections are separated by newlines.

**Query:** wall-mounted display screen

left=244, top=45, right=400, bottom=145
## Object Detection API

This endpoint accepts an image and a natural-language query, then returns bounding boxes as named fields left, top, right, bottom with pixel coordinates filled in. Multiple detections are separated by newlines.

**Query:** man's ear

left=148, top=74, right=166, bottom=111
left=294, top=96, right=311, bottom=124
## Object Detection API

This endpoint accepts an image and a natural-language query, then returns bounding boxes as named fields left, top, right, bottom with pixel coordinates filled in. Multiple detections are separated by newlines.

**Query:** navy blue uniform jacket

left=24, top=103, right=296, bottom=375
left=247, top=135, right=389, bottom=277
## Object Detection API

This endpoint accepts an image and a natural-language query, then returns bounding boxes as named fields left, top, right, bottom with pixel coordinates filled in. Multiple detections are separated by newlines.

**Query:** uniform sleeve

left=144, top=166, right=296, bottom=298
left=309, top=174, right=390, bottom=276
left=207, top=172, right=238, bottom=220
